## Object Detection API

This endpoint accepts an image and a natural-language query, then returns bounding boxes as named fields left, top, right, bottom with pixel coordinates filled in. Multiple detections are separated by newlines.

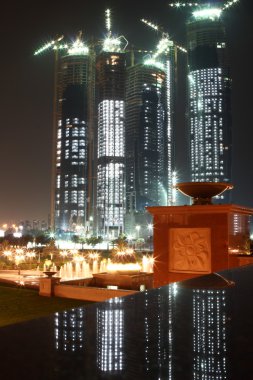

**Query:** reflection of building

left=96, top=298, right=124, bottom=374
left=54, top=38, right=90, bottom=231
left=187, top=8, right=232, bottom=202
left=129, top=284, right=176, bottom=379
left=96, top=51, right=126, bottom=237
left=54, top=308, right=85, bottom=352
left=192, top=289, right=227, bottom=379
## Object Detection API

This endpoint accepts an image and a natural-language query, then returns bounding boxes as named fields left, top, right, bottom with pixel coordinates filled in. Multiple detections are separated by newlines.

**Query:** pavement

left=0, top=270, right=44, bottom=288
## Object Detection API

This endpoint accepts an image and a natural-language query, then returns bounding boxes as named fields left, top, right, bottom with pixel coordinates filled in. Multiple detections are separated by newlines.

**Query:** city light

left=143, top=58, right=165, bottom=71
left=193, top=8, right=222, bottom=20
left=135, top=225, right=141, bottom=238
left=68, top=39, right=89, bottom=56
left=32, top=3, right=236, bottom=237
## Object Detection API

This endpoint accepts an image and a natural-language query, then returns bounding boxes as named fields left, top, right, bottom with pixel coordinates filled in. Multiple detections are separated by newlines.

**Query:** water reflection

left=96, top=298, right=124, bottom=374
left=193, top=289, right=227, bottom=379
left=54, top=308, right=85, bottom=352
left=52, top=276, right=231, bottom=379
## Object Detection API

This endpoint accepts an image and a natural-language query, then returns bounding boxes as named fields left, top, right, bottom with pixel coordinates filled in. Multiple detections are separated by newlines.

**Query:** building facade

left=53, top=39, right=91, bottom=231
left=125, top=42, right=177, bottom=236
left=187, top=8, right=232, bottom=202
left=96, top=51, right=126, bottom=238
left=125, top=62, right=168, bottom=234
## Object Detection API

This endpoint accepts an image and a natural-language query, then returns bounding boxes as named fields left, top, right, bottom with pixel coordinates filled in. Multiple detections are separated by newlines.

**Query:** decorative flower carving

left=171, top=229, right=210, bottom=272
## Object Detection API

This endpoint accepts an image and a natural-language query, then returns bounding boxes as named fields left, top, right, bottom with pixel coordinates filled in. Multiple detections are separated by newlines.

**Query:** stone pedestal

left=39, top=277, right=61, bottom=297
left=147, top=204, right=253, bottom=287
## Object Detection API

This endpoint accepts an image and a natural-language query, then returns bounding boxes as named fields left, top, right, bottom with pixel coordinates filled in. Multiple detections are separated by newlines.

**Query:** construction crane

left=169, top=0, right=239, bottom=12
left=34, top=35, right=67, bottom=56
left=141, top=18, right=187, bottom=57
left=140, top=17, right=187, bottom=80
left=102, top=8, right=128, bottom=52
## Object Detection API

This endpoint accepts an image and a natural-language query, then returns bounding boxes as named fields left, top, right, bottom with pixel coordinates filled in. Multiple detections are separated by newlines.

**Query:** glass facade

left=96, top=52, right=126, bottom=237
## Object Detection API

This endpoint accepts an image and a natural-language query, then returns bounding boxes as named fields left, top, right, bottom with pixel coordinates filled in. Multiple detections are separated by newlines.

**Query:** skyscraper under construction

left=42, top=3, right=235, bottom=237
left=125, top=61, right=168, bottom=233
left=96, top=11, right=127, bottom=238
left=186, top=4, right=232, bottom=202
left=53, top=36, right=92, bottom=231
left=124, top=30, right=177, bottom=235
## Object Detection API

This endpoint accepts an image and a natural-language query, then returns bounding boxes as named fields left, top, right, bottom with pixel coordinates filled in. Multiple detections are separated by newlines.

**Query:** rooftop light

left=193, top=8, right=222, bottom=20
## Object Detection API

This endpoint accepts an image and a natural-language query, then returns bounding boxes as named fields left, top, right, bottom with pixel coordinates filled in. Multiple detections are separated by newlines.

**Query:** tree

left=36, top=234, right=50, bottom=246
left=71, top=235, right=80, bottom=247
left=86, top=236, right=103, bottom=247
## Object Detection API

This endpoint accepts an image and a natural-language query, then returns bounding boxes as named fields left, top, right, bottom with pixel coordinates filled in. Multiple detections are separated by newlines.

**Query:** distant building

left=187, top=7, right=232, bottom=202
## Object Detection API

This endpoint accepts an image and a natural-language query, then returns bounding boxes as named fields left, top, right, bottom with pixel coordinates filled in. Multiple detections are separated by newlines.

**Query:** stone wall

left=54, top=284, right=137, bottom=302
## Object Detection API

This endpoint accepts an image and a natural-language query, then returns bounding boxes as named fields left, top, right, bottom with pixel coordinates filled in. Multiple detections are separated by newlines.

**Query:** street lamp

left=147, top=224, right=153, bottom=232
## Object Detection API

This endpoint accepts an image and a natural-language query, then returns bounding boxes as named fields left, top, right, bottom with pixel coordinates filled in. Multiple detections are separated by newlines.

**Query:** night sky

left=0, top=0, right=252, bottom=224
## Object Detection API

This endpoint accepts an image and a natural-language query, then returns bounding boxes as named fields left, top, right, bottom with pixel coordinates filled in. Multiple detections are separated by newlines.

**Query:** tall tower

left=54, top=35, right=91, bottom=231
left=96, top=10, right=127, bottom=238
left=125, top=20, right=179, bottom=235
left=186, top=4, right=232, bottom=202
left=125, top=60, right=168, bottom=234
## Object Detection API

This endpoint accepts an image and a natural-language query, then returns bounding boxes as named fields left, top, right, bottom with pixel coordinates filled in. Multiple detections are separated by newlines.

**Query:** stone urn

left=43, top=271, right=57, bottom=278
left=176, top=182, right=233, bottom=205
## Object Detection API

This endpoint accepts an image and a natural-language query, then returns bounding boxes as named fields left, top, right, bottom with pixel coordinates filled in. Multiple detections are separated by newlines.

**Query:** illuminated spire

left=102, top=9, right=128, bottom=52
left=105, top=8, right=111, bottom=33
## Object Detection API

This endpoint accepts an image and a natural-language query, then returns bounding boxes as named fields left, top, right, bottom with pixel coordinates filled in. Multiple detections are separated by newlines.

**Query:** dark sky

left=0, top=0, right=252, bottom=224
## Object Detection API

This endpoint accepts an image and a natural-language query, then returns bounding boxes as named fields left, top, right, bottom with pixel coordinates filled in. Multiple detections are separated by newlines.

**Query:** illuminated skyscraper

left=125, top=40, right=177, bottom=234
left=54, top=38, right=91, bottom=231
left=187, top=6, right=232, bottom=201
left=96, top=23, right=127, bottom=237
left=125, top=61, right=167, bottom=233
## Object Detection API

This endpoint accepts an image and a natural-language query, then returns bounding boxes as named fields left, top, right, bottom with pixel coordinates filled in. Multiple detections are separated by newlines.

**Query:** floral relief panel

left=169, top=228, right=211, bottom=273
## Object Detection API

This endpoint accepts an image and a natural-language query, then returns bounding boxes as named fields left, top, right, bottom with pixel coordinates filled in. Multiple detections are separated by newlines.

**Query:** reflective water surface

left=0, top=266, right=253, bottom=380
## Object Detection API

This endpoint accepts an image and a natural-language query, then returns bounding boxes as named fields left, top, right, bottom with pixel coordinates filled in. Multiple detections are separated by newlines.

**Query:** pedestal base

left=39, top=277, right=61, bottom=297
left=148, top=204, right=253, bottom=287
